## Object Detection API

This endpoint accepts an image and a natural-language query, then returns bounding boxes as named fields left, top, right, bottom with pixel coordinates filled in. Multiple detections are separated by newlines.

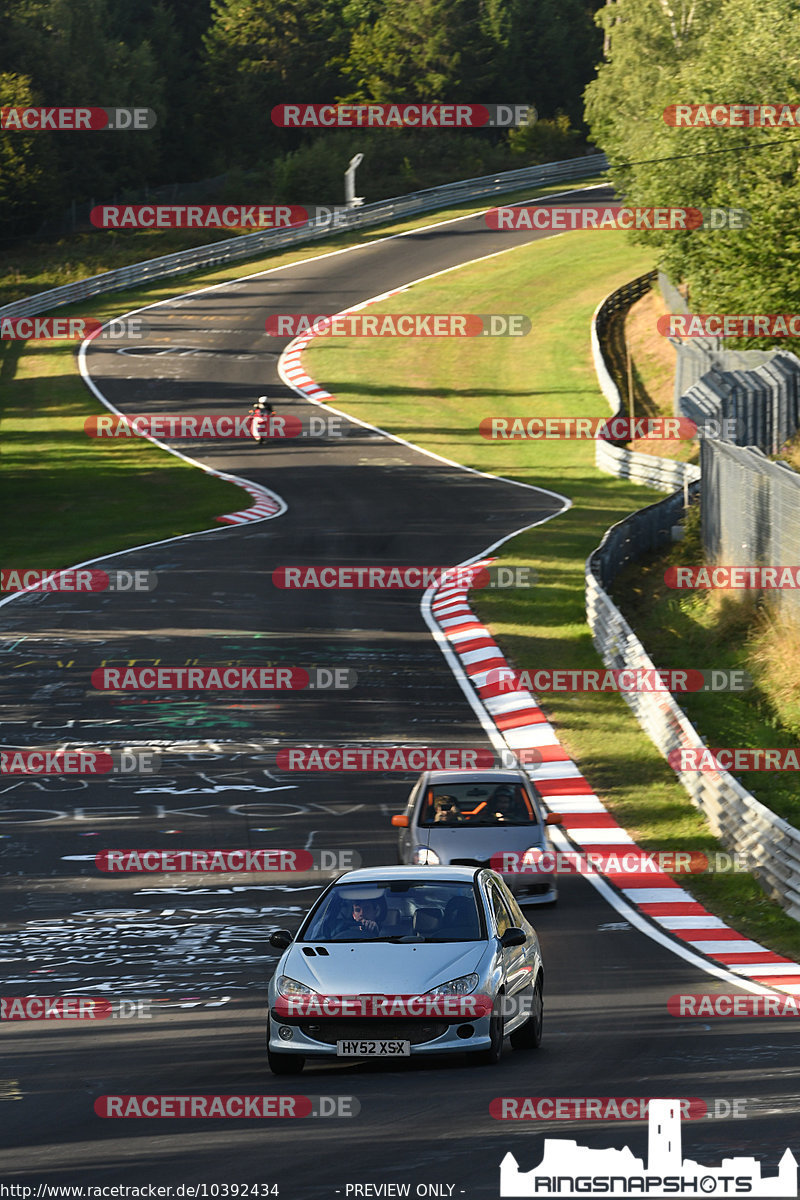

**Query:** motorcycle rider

left=248, top=396, right=273, bottom=444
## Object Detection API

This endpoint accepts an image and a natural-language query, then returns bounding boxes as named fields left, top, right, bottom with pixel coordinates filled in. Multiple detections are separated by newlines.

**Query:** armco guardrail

left=588, top=279, right=800, bottom=919
left=0, top=153, right=608, bottom=321
left=591, top=271, right=701, bottom=492
left=586, top=516, right=800, bottom=919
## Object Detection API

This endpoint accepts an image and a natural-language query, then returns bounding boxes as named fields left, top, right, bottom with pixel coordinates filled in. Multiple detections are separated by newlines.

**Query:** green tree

left=584, top=0, right=800, bottom=332
left=0, top=72, right=58, bottom=239
left=342, top=0, right=497, bottom=102
left=203, top=0, right=349, bottom=167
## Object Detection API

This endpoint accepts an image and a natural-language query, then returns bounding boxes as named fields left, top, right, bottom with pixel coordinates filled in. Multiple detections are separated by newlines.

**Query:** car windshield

left=419, top=782, right=538, bottom=827
left=301, top=880, right=485, bottom=943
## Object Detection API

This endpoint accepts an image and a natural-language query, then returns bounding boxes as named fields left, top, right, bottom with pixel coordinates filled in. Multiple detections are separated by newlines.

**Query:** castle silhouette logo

left=499, top=1099, right=797, bottom=1197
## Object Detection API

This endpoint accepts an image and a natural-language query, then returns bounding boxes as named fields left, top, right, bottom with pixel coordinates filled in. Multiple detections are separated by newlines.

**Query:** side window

left=503, top=886, right=525, bottom=929
left=487, top=884, right=513, bottom=937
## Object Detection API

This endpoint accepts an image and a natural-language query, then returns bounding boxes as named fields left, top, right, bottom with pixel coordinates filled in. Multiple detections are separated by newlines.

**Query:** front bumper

left=506, top=874, right=557, bottom=905
left=268, top=1009, right=493, bottom=1057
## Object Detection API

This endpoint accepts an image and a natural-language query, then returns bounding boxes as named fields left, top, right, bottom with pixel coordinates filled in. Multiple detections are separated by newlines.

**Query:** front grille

left=299, top=1020, right=448, bottom=1046
left=452, top=858, right=488, bottom=868
left=518, top=882, right=551, bottom=895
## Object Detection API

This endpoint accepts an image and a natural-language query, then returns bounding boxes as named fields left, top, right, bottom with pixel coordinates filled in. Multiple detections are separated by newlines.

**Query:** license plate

left=336, top=1039, right=411, bottom=1057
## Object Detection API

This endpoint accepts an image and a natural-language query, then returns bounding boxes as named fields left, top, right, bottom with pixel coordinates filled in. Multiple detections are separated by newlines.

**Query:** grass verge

left=303, top=228, right=800, bottom=960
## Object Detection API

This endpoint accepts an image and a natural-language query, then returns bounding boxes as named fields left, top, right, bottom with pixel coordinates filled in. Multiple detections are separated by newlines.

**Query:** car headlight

left=427, top=973, right=479, bottom=996
left=277, top=976, right=318, bottom=998
left=412, top=847, right=440, bottom=865
left=520, top=847, right=547, bottom=870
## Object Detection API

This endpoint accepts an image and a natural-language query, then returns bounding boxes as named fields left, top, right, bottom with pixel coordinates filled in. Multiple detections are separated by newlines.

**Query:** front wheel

left=267, top=1018, right=305, bottom=1075
left=510, top=977, right=543, bottom=1050
left=472, top=998, right=504, bottom=1066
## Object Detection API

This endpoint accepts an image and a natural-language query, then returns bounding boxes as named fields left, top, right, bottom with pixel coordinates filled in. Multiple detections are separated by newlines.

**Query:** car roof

left=422, top=769, right=527, bottom=784
left=332, top=865, right=482, bottom=885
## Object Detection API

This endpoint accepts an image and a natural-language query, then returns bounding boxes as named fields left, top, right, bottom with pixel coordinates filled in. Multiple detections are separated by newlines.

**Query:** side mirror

left=391, top=814, right=409, bottom=828
left=269, top=929, right=293, bottom=950
left=500, top=927, right=527, bottom=949
left=545, top=813, right=562, bottom=825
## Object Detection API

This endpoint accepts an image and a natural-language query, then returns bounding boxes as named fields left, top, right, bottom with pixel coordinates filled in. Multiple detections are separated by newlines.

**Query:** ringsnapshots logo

left=91, top=666, right=356, bottom=691
left=0, top=107, right=156, bottom=131
left=94, top=1095, right=359, bottom=1118
left=271, top=103, right=535, bottom=128
left=0, top=749, right=161, bottom=775
left=95, top=848, right=361, bottom=873
left=483, top=667, right=753, bottom=694
left=498, top=1098, right=797, bottom=1197
left=664, top=103, right=800, bottom=127
left=1, top=568, right=157, bottom=593
left=266, top=314, right=531, bottom=337
left=271, top=565, right=537, bottom=590
left=485, top=206, right=750, bottom=232
left=658, top=314, right=800, bottom=338
left=0, top=316, right=150, bottom=341
left=84, top=414, right=343, bottom=439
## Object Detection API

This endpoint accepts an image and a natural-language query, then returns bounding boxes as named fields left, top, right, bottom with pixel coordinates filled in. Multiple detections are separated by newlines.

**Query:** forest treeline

left=0, top=0, right=602, bottom=241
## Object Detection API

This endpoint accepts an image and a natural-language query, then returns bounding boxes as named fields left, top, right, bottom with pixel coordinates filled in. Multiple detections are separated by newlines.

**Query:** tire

left=473, top=998, right=504, bottom=1066
left=266, top=1018, right=305, bottom=1075
left=510, top=977, right=543, bottom=1050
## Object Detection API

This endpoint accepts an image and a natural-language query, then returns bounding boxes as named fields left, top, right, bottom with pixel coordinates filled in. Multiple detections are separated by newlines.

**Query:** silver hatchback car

left=391, top=769, right=560, bottom=905
left=266, top=865, right=544, bottom=1073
